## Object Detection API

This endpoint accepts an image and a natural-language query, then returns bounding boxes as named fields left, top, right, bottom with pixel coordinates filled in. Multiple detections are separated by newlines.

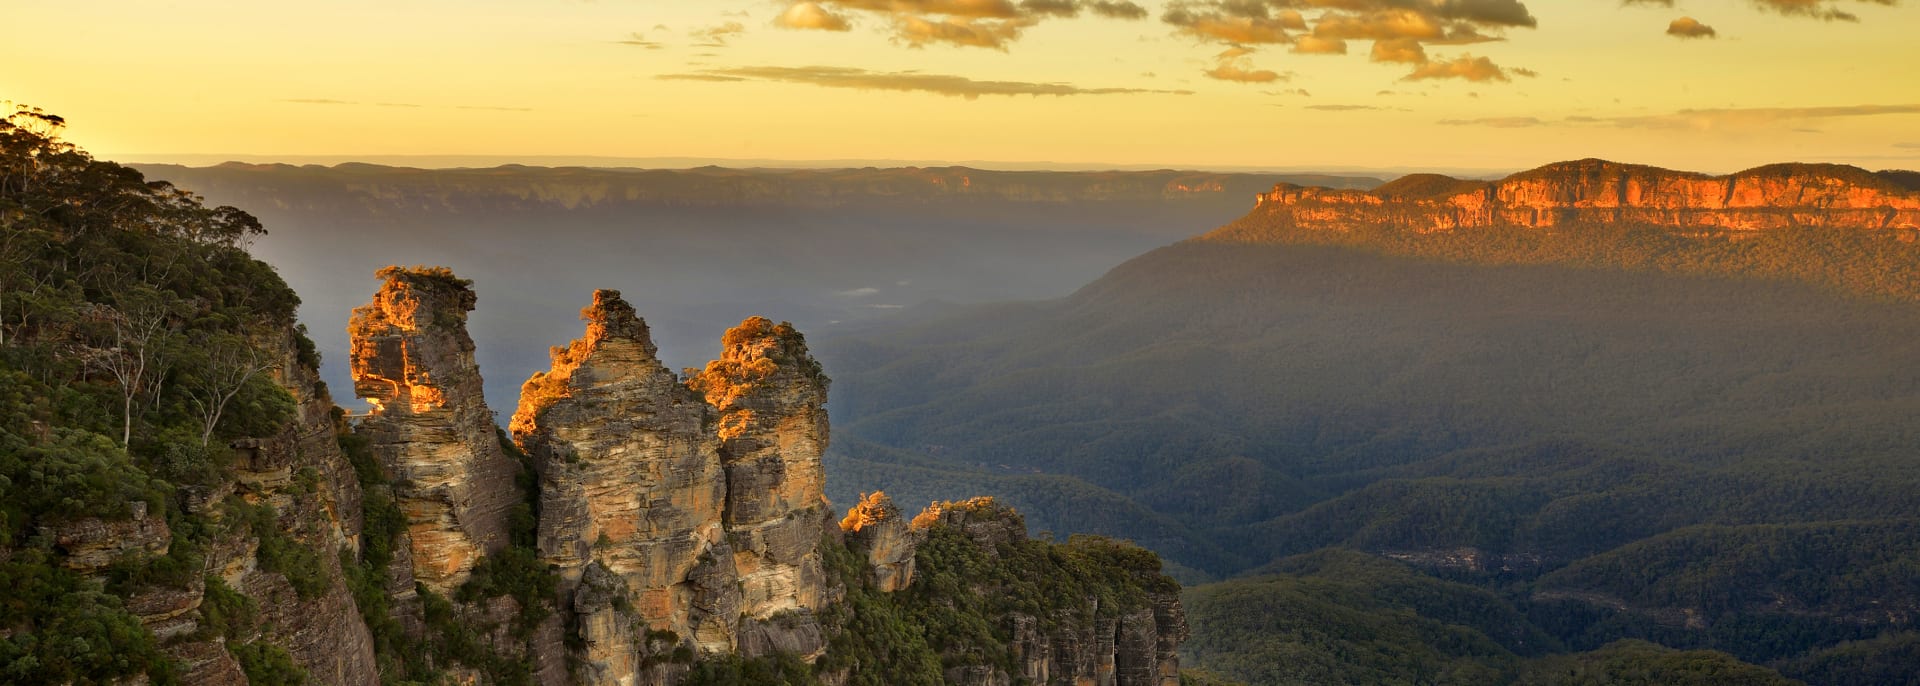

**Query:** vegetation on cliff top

left=0, top=103, right=316, bottom=682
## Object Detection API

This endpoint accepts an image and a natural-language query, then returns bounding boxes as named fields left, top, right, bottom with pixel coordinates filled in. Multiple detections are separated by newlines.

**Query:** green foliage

left=683, top=653, right=818, bottom=686
left=812, top=511, right=1183, bottom=685
left=0, top=104, right=315, bottom=682
left=198, top=575, right=256, bottom=641
left=231, top=641, right=308, bottom=686
left=0, top=550, right=179, bottom=684
left=228, top=498, right=329, bottom=600
left=1778, top=632, right=1920, bottom=686
left=456, top=546, right=557, bottom=637
left=1512, top=640, right=1798, bottom=686
left=822, top=236, right=1920, bottom=684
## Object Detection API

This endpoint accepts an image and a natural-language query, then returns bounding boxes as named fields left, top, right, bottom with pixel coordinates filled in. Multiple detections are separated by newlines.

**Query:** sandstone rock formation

left=838, top=491, right=918, bottom=593
left=1231, top=159, right=1920, bottom=236
left=688, top=316, right=832, bottom=657
left=349, top=266, right=521, bottom=592
left=510, top=289, right=733, bottom=679
left=513, top=294, right=834, bottom=680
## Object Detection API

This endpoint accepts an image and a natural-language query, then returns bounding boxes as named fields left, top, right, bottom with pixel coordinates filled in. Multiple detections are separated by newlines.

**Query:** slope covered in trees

left=816, top=185, right=1920, bottom=683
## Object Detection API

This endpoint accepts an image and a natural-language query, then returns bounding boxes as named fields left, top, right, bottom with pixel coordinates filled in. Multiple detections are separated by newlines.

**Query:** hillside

left=1, top=106, right=1192, bottom=685
left=815, top=160, right=1920, bottom=683
left=138, top=161, right=1380, bottom=413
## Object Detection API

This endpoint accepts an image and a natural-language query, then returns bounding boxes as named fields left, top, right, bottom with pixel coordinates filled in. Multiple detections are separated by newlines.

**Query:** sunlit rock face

left=511, top=289, right=734, bottom=679
left=839, top=491, right=919, bottom=593
left=349, top=267, right=520, bottom=593
left=688, top=316, right=832, bottom=659
left=1237, top=159, right=1920, bottom=235
left=513, top=295, right=834, bottom=679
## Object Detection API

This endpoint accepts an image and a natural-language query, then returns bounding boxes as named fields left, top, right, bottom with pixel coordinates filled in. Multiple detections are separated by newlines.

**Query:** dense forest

left=816, top=203, right=1920, bottom=683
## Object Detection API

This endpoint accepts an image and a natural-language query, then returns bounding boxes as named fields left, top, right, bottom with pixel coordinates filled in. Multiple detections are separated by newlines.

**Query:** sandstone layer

left=349, top=266, right=521, bottom=592
left=1230, top=159, right=1920, bottom=236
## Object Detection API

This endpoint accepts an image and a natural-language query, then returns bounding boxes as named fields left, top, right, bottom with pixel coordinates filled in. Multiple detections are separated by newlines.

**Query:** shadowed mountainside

left=814, top=159, right=1920, bottom=684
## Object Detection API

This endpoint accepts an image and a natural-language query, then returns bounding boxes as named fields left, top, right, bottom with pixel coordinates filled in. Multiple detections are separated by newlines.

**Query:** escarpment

left=1222, top=159, right=1920, bottom=237
left=349, top=266, right=522, bottom=592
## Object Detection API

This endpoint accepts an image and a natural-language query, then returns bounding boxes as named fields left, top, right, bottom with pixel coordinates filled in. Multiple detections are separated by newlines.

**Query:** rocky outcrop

left=510, top=289, right=732, bottom=677
left=688, top=316, right=832, bottom=658
left=911, top=498, right=1187, bottom=686
left=838, top=492, right=918, bottom=593
left=349, top=266, right=521, bottom=592
left=1229, top=159, right=1920, bottom=236
left=513, top=294, right=835, bottom=680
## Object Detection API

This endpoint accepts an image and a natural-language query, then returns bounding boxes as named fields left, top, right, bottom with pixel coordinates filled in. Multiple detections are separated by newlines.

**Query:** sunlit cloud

left=1667, top=16, right=1718, bottom=38
left=771, top=0, right=1146, bottom=50
left=691, top=22, right=746, bottom=47
left=775, top=2, right=853, bottom=31
left=1204, top=46, right=1289, bottom=83
left=1404, top=54, right=1512, bottom=82
left=1161, top=0, right=1535, bottom=84
left=655, top=65, right=1195, bottom=99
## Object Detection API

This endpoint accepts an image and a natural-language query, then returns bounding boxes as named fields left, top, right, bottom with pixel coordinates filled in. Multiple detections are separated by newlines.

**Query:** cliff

left=1220, top=159, right=1920, bottom=237
left=348, top=266, right=522, bottom=592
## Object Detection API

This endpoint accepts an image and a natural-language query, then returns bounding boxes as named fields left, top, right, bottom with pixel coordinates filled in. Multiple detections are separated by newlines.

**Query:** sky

left=6, top=0, right=1919, bottom=174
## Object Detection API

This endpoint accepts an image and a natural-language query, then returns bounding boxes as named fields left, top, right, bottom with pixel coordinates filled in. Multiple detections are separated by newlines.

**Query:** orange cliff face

left=1236, top=159, right=1920, bottom=236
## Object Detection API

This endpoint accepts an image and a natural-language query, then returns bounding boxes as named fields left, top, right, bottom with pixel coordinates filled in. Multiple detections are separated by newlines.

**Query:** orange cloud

left=1403, top=54, right=1512, bottom=81
left=776, top=2, right=853, bottom=31
left=1666, top=16, right=1717, bottom=38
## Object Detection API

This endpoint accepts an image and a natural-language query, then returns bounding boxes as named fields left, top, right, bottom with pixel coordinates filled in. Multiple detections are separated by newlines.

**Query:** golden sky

left=7, top=0, right=1919, bottom=173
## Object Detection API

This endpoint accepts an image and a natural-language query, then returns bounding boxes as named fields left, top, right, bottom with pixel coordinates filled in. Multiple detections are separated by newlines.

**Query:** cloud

left=691, top=22, right=746, bottom=47
left=1370, top=37, right=1429, bottom=63
left=897, top=15, right=1036, bottom=49
left=282, top=98, right=358, bottom=105
left=1021, top=0, right=1079, bottom=17
left=1292, top=35, right=1349, bottom=54
left=1897, top=142, right=1920, bottom=149
left=775, top=2, right=853, bottom=31
left=1308, top=104, right=1385, bottom=111
left=1666, top=16, right=1717, bottom=38
left=1438, top=104, right=1920, bottom=131
left=1748, top=0, right=1886, bottom=22
left=1163, top=0, right=1538, bottom=84
left=772, top=0, right=1140, bottom=49
left=617, top=32, right=666, bottom=48
left=1162, top=3, right=1305, bottom=44
left=836, top=287, right=881, bottom=297
left=1205, top=46, right=1288, bottom=83
left=1088, top=1, right=1149, bottom=19
left=1438, top=115, right=1545, bottom=127
left=1403, top=54, right=1512, bottom=81
left=655, top=65, right=1194, bottom=98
